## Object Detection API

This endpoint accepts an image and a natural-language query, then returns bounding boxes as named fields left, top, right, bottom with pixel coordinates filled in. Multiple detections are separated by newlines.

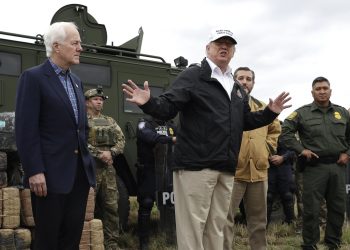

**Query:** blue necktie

left=60, top=72, right=79, bottom=124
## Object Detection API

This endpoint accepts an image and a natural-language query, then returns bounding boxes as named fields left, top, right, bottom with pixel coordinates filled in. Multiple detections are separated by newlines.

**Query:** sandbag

left=14, top=228, right=31, bottom=249
left=2, top=187, right=20, bottom=229
left=20, top=189, right=35, bottom=227
left=0, top=229, right=15, bottom=249
left=85, top=187, right=95, bottom=221
left=90, top=219, right=104, bottom=250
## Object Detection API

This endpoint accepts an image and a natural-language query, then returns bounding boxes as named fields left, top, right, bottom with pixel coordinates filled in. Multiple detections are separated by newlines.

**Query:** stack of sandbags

left=80, top=187, right=107, bottom=250
left=90, top=219, right=104, bottom=250
left=19, top=189, right=35, bottom=227
left=0, top=152, right=7, bottom=188
left=0, top=187, right=32, bottom=249
left=79, top=187, right=95, bottom=249
left=2, top=187, right=20, bottom=229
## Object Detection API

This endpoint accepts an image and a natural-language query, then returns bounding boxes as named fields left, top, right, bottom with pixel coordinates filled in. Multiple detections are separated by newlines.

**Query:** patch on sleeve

left=138, top=121, right=146, bottom=130
left=286, top=111, right=298, bottom=120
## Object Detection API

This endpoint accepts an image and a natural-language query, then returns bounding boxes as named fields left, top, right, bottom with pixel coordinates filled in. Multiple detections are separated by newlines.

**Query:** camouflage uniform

left=87, top=113, right=125, bottom=250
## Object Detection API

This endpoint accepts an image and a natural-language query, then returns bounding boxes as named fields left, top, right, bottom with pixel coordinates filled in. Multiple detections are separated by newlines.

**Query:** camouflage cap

left=84, top=87, right=108, bottom=100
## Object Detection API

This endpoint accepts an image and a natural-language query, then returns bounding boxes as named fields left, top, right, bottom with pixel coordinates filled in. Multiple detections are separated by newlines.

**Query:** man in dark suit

left=15, top=22, right=95, bottom=250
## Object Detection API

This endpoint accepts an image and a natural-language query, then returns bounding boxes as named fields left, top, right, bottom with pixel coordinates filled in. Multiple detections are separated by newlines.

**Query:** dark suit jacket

left=15, top=59, right=95, bottom=193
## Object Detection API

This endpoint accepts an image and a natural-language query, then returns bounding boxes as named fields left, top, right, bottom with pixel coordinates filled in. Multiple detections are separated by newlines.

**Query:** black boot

left=138, top=211, right=151, bottom=250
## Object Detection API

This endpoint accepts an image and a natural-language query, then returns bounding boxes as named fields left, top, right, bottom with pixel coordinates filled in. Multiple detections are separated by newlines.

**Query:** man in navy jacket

left=15, top=22, right=95, bottom=250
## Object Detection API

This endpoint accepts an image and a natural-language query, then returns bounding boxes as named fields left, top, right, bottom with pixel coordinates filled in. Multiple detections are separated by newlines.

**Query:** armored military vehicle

left=0, top=4, right=187, bottom=231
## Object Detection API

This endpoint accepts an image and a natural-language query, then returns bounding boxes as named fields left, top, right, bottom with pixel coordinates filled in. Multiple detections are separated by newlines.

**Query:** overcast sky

left=1, top=0, right=349, bottom=120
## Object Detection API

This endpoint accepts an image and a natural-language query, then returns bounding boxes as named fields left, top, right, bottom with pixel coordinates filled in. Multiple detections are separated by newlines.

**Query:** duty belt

left=307, top=155, right=339, bottom=166
left=297, top=155, right=339, bottom=172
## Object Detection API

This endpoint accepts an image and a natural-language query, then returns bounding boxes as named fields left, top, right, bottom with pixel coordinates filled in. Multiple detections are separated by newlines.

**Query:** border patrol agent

left=280, top=77, right=350, bottom=250
left=136, top=116, right=176, bottom=250
left=85, top=87, right=125, bottom=250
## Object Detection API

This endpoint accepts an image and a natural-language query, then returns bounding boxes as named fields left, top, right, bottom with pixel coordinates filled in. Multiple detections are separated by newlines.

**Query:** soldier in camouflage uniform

left=85, top=87, right=125, bottom=250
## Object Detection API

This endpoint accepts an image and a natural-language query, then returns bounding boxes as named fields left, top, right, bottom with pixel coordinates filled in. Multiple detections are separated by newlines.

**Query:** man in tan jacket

left=223, top=67, right=281, bottom=250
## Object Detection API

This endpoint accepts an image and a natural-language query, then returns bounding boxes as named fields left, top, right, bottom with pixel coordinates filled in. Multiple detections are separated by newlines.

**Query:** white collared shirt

left=206, top=57, right=234, bottom=99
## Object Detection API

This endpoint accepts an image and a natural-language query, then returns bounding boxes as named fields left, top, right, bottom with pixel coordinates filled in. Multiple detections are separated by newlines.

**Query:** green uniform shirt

left=280, top=102, right=350, bottom=157
left=87, top=113, right=125, bottom=158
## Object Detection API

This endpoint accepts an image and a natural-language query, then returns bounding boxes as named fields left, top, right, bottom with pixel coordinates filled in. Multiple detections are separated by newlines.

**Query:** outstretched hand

left=268, top=92, right=292, bottom=114
left=122, top=80, right=151, bottom=106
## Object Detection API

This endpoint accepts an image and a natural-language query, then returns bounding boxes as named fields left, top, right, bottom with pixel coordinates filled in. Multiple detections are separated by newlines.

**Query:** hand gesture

left=122, top=79, right=151, bottom=105
left=268, top=92, right=292, bottom=114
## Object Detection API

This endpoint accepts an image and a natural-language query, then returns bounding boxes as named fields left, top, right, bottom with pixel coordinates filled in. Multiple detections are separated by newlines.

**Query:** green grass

left=118, top=197, right=350, bottom=249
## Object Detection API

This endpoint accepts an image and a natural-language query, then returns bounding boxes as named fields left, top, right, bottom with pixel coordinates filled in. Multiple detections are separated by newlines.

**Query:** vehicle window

left=0, top=52, right=21, bottom=76
left=71, top=63, right=110, bottom=86
left=123, top=86, right=164, bottom=114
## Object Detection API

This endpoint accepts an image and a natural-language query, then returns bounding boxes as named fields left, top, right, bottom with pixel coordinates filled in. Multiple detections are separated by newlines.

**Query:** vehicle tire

left=117, top=175, right=130, bottom=233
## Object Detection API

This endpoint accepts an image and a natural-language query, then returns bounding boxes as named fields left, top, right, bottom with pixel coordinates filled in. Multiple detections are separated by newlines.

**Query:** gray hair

left=43, top=22, right=78, bottom=57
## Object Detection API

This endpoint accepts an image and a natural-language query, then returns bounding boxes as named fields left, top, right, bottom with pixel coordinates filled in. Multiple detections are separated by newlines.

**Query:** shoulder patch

left=286, top=111, right=298, bottom=120
left=138, top=121, right=146, bottom=130
left=334, top=111, right=342, bottom=120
